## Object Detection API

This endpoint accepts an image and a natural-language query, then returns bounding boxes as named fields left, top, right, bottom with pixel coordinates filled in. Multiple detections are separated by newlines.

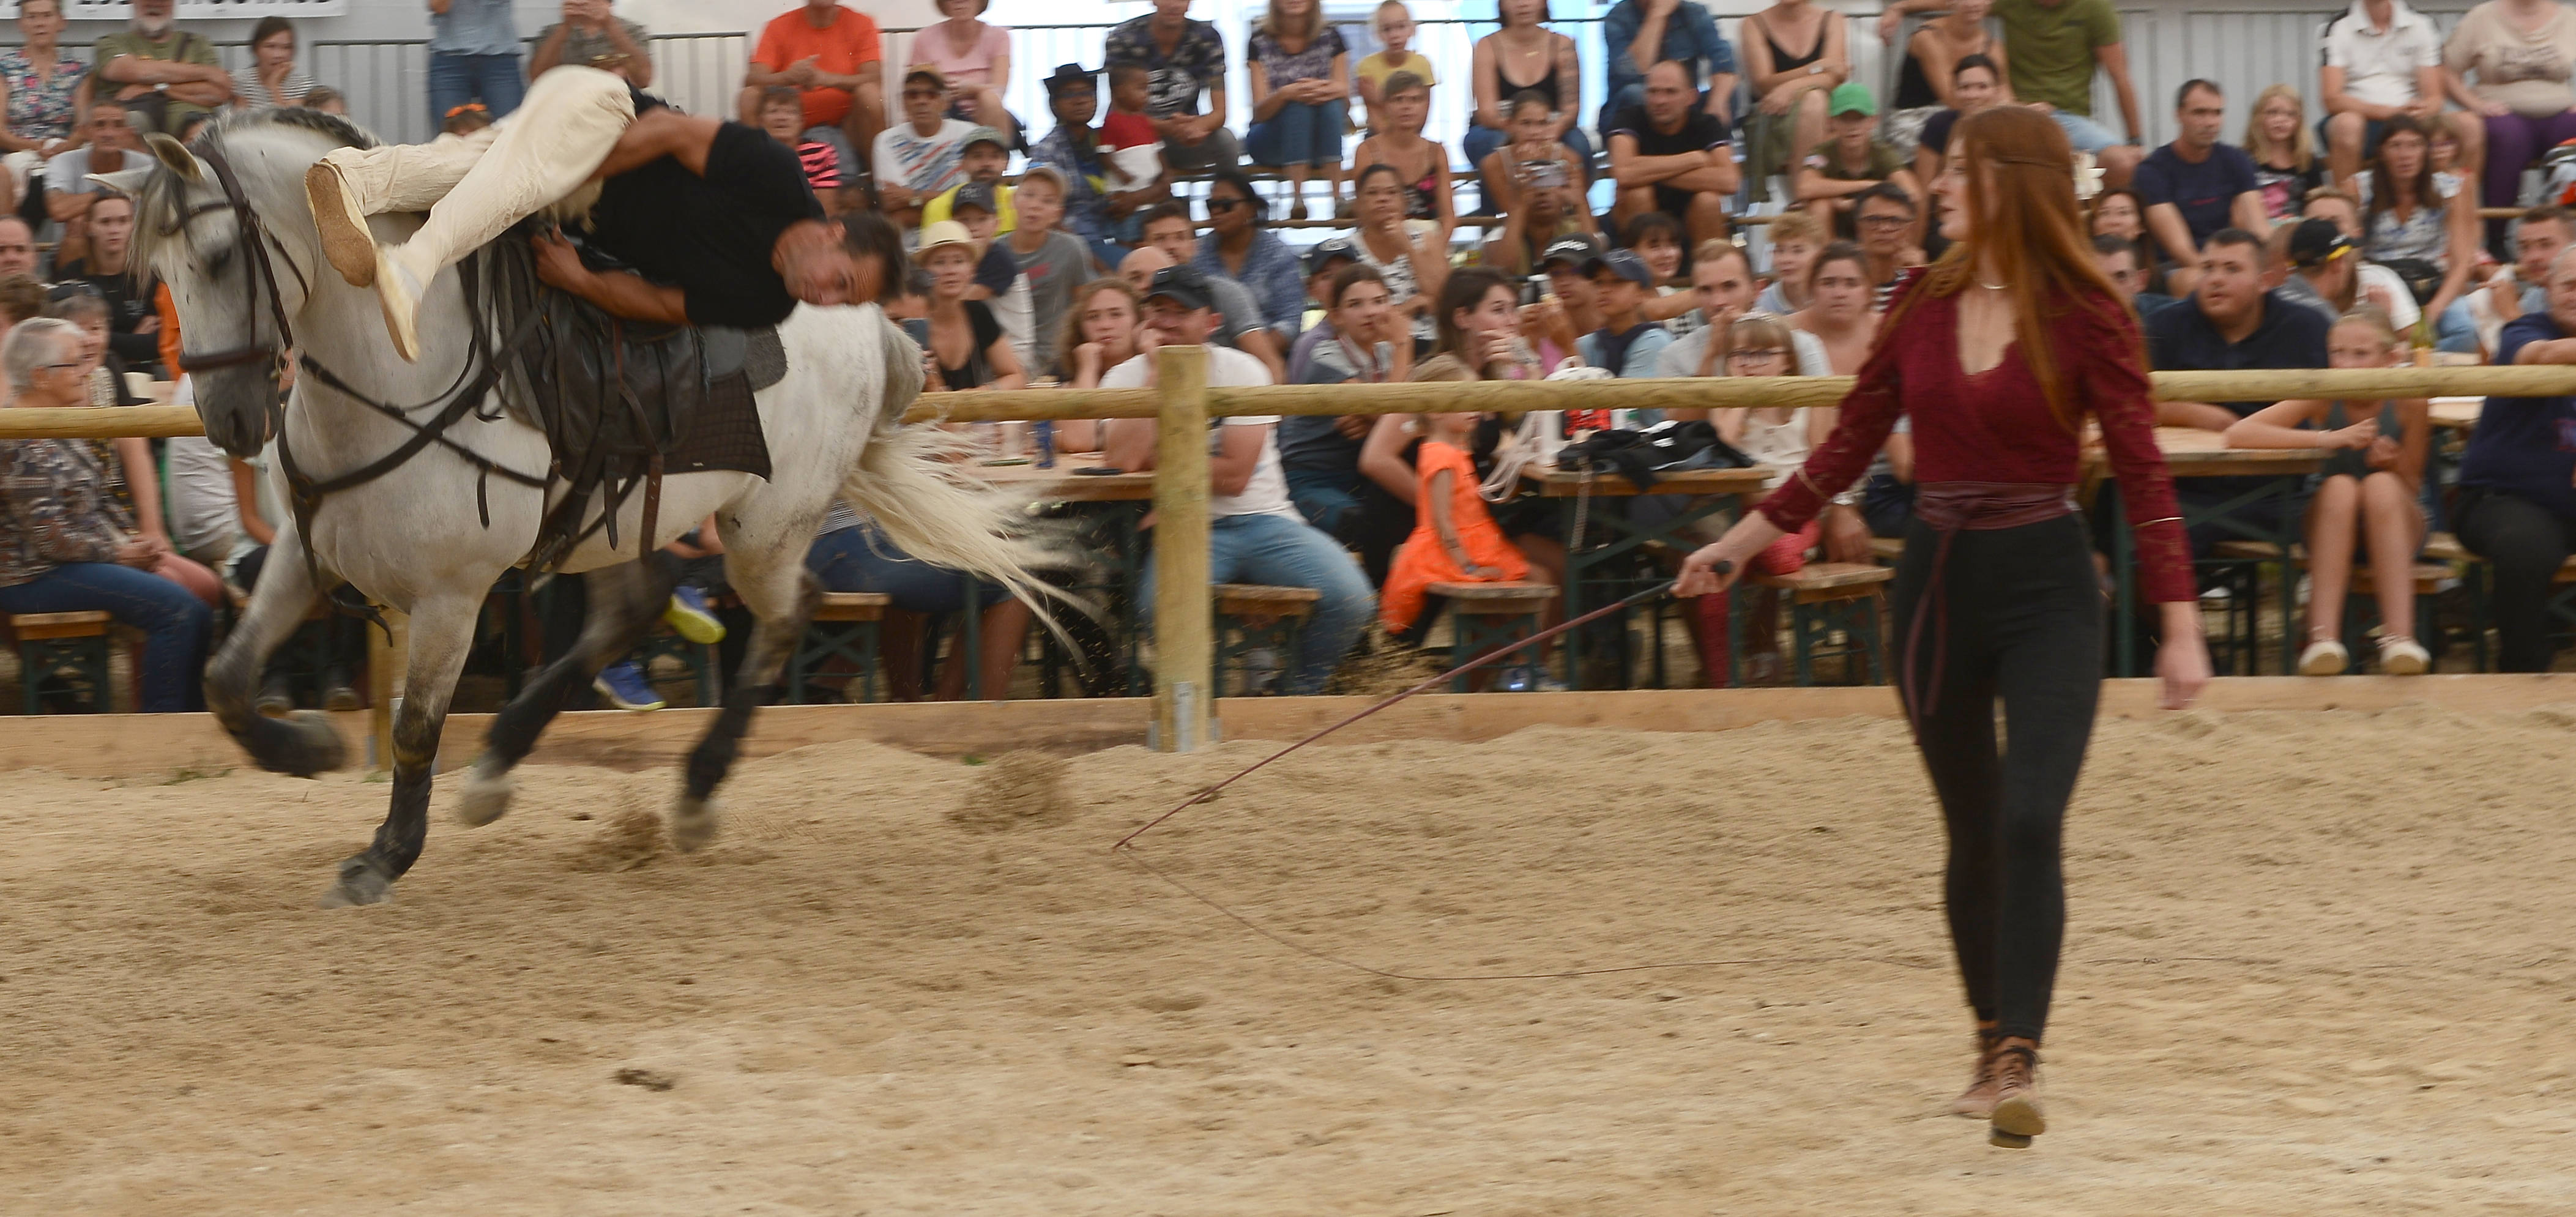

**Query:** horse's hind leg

left=456, top=557, right=680, bottom=827
left=670, top=549, right=819, bottom=852
left=319, top=592, right=482, bottom=907
left=207, top=529, right=346, bottom=776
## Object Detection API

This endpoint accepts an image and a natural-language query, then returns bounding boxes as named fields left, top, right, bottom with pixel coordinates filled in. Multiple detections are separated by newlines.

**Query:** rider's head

left=770, top=214, right=894, bottom=308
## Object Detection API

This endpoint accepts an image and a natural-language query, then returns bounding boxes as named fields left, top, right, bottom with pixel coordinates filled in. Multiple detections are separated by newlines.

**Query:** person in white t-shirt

left=2318, top=0, right=2482, bottom=188
left=873, top=66, right=978, bottom=230
left=1101, top=265, right=1377, bottom=694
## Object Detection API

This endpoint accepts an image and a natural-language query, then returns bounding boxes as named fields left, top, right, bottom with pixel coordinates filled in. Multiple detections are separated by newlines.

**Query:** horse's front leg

left=455, top=557, right=680, bottom=827
left=319, top=592, right=482, bottom=908
left=207, top=529, right=346, bottom=776
left=671, top=553, right=819, bottom=852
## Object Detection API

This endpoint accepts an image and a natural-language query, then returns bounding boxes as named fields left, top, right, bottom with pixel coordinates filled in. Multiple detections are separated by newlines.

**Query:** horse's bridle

left=152, top=136, right=549, bottom=622
left=162, top=140, right=311, bottom=379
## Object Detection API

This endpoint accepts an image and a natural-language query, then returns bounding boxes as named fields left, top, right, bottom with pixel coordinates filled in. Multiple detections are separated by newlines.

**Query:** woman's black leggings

left=2454, top=488, right=2576, bottom=673
left=1889, top=515, right=2103, bottom=1044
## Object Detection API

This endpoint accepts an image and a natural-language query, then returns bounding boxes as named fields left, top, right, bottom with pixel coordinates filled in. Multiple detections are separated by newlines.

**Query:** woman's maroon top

left=1759, top=278, right=2197, bottom=604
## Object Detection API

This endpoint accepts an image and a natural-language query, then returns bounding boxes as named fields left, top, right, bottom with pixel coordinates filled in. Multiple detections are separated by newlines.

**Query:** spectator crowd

left=7, top=0, right=2576, bottom=715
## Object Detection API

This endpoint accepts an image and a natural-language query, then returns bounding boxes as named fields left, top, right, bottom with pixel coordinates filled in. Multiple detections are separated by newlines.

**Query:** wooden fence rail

left=6, top=360, right=2570, bottom=755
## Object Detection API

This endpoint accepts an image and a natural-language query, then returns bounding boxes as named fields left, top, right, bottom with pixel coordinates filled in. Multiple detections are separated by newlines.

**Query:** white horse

left=108, top=110, right=1049, bottom=907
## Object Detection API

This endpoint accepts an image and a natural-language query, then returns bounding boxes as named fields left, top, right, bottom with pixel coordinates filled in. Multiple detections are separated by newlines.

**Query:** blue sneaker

left=593, top=659, right=665, bottom=712
left=662, top=586, right=725, bottom=644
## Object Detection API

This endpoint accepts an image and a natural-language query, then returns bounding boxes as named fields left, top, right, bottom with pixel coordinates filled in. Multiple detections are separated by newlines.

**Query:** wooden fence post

left=1150, top=344, right=1214, bottom=753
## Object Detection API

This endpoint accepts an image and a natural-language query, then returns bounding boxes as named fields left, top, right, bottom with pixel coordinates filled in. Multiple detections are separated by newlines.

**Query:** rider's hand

left=530, top=229, right=587, bottom=291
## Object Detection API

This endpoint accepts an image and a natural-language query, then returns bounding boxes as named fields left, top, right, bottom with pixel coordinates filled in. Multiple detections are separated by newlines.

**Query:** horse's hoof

left=453, top=761, right=515, bottom=827
left=317, top=855, right=392, bottom=908
left=249, top=710, right=347, bottom=778
left=670, top=795, right=721, bottom=853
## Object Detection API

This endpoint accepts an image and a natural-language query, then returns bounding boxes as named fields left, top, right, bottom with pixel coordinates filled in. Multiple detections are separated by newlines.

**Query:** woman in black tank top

left=1884, top=0, right=2009, bottom=159
left=1463, top=0, right=1590, bottom=214
left=916, top=228, right=1028, bottom=392
left=1740, top=0, right=1848, bottom=200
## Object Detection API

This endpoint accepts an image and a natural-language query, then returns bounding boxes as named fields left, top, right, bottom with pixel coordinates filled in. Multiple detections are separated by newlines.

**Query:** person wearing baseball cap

left=1795, top=81, right=1919, bottom=232
left=873, top=65, right=980, bottom=230
left=1538, top=233, right=1610, bottom=339
left=1288, top=236, right=1363, bottom=381
left=920, top=124, right=1016, bottom=234
left=940, top=177, right=1037, bottom=371
left=1096, top=263, right=1379, bottom=696
left=2273, top=217, right=2362, bottom=324
left=1574, top=248, right=1675, bottom=378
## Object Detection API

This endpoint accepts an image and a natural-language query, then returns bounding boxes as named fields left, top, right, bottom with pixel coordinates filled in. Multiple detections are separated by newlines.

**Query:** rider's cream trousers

left=318, top=65, right=635, bottom=274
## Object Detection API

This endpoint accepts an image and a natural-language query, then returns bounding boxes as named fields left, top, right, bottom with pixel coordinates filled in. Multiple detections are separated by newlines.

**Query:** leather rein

left=162, top=141, right=549, bottom=611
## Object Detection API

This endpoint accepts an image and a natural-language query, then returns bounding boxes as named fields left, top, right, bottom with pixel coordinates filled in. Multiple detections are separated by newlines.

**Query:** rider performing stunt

left=304, top=65, right=874, bottom=360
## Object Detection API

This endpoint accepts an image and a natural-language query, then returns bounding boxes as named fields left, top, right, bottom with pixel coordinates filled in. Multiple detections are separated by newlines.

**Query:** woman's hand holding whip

left=1674, top=513, right=1786, bottom=598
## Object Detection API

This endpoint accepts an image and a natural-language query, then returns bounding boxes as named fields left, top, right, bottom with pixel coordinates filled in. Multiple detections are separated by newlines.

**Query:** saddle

left=475, top=234, right=787, bottom=573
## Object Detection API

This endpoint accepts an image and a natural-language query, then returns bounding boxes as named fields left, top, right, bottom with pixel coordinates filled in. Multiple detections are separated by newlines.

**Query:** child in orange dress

left=1380, top=358, right=1535, bottom=638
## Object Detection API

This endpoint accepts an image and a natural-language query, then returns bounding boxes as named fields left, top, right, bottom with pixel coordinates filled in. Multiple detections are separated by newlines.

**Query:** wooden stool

left=1425, top=581, right=1557, bottom=691
left=786, top=592, right=891, bottom=704
left=1750, top=562, right=1893, bottom=687
left=1213, top=584, right=1319, bottom=696
left=6, top=611, right=115, bottom=713
left=1867, top=535, right=1905, bottom=567
left=636, top=628, right=722, bottom=705
left=2205, top=540, right=2290, bottom=676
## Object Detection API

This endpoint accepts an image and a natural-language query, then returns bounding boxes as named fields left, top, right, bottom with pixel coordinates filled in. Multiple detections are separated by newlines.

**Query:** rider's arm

left=556, top=266, right=688, bottom=326
left=592, top=107, right=721, bottom=181
left=534, top=233, right=690, bottom=324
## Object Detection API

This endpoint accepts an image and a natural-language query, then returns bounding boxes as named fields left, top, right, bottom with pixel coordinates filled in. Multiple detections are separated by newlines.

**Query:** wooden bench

left=2416, top=532, right=2576, bottom=671
left=1212, top=584, right=1320, bottom=696
left=785, top=592, right=892, bottom=704
left=4, top=611, right=116, bottom=713
left=1748, top=562, right=1893, bottom=687
left=1425, top=581, right=1558, bottom=692
left=1867, top=536, right=1904, bottom=566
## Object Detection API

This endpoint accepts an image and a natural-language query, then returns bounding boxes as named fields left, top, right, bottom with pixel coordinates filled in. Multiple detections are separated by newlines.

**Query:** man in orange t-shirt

left=741, top=0, right=885, bottom=175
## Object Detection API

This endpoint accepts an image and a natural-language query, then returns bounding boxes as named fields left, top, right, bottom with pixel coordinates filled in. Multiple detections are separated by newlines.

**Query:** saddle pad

left=744, top=327, right=786, bottom=392
left=668, top=370, right=772, bottom=480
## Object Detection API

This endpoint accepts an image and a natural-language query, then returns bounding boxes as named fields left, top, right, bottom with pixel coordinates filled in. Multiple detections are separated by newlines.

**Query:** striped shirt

left=795, top=140, right=843, bottom=191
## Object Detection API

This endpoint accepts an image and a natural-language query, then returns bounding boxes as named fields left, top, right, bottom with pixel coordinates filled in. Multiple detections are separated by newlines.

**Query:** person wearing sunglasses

left=1191, top=168, right=1301, bottom=337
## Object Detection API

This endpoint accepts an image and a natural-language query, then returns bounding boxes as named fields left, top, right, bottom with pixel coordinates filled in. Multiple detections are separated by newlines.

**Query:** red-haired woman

left=1677, top=105, right=2211, bottom=1150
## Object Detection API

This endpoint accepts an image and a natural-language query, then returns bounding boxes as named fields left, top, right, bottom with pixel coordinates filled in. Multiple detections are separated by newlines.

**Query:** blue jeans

left=0, top=562, right=212, bottom=711
left=2435, top=294, right=2479, bottom=353
left=428, top=52, right=526, bottom=121
left=1246, top=99, right=1348, bottom=168
left=806, top=524, right=1008, bottom=614
left=1463, top=121, right=1594, bottom=211
left=2049, top=110, right=2121, bottom=154
left=1139, top=512, right=1377, bottom=695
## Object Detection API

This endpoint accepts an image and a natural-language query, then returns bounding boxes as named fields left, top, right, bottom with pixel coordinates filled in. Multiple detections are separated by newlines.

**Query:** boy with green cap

left=1792, top=81, right=1921, bottom=228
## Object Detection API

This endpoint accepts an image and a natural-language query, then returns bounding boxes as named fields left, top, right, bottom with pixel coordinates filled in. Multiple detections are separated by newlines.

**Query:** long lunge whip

left=1102, top=564, right=1943, bottom=983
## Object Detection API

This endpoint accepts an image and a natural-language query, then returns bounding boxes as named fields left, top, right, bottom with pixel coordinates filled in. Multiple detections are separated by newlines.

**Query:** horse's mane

left=131, top=106, right=380, bottom=269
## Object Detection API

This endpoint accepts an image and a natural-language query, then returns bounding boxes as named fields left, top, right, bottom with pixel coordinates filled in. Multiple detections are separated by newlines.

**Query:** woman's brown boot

left=1987, top=1038, right=2046, bottom=1148
left=1949, top=1027, right=2007, bottom=1118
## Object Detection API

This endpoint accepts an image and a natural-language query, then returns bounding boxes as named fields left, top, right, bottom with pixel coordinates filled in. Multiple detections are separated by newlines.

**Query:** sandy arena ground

left=5, top=704, right=2574, bottom=1214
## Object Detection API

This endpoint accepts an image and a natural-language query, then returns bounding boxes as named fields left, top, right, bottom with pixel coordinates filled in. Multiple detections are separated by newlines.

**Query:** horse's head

left=103, top=112, right=374, bottom=458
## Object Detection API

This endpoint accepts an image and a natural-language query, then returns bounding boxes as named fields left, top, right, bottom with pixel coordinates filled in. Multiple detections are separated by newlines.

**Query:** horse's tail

left=839, top=311, right=1068, bottom=619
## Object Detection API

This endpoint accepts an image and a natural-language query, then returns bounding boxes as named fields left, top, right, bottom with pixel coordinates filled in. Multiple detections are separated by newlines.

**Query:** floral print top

left=0, top=439, right=132, bottom=588
left=0, top=48, right=87, bottom=144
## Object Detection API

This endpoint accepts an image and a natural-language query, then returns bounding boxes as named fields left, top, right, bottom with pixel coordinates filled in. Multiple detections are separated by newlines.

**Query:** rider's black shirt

left=584, top=102, right=825, bottom=329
